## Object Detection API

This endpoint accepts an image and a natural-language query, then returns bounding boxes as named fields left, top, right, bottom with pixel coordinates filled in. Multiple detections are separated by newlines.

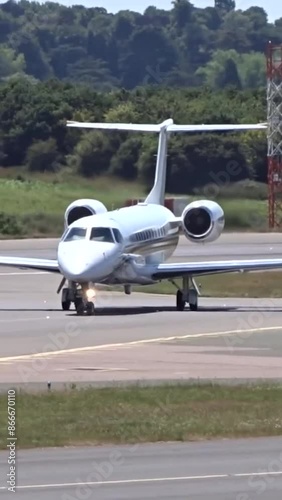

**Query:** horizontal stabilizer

left=167, top=123, right=267, bottom=132
left=67, top=120, right=267, bottom=133
left=67, top=121, right=161, bottom=132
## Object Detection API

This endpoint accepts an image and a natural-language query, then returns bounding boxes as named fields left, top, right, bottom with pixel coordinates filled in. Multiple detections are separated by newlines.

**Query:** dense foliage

left=0, top=78, right=267, bottom=193
left=0, top=0, right=275, bottom=194
left=0, top=0, right=280, bottom=89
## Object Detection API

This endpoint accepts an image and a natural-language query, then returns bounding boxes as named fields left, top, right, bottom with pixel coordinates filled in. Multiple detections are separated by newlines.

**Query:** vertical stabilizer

left=145, top=119, right=173, bottom=206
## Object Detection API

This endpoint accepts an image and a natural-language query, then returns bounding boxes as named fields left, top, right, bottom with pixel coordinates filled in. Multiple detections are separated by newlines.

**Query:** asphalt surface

left=1, top=236, right=282, bottom=500
left=1, top=234, right=282, bottom=387
left=1, top=438, right=282, bottom=498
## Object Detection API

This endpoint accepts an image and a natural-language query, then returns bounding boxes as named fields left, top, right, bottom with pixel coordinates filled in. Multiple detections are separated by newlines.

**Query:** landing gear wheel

left=189, top=289, right=198, bottom=311
left=176, top=290, right=185, bottom=311
left=189, top=303, right=198, bottom=311
left=62, top=300, right=71, bottom=311
left=86, top=301, right=95, bottom=316
left=75, top=297, right=85, bottom=315
left=61, top=287, right=71, bottom=311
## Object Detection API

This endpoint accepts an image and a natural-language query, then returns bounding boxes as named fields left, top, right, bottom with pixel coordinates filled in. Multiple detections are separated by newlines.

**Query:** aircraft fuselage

left=57, top=203, right=180, bottom=285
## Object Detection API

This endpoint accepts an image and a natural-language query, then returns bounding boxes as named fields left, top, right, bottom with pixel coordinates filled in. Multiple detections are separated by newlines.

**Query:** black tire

left=86, top=301, right=95, bottom=316
left=75, top=298, right=85, bottom=315
left=176, top=290, right=185, bottom=311
left=62, top=300, right=71, bottom=311
left=189, top=302, right=198, bottom=311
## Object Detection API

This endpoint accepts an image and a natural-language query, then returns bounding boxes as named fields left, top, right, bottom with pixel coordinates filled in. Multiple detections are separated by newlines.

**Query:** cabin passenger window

left=90, top=227, right=114, bottom=243
left=64, top=227, right=87, bottom=242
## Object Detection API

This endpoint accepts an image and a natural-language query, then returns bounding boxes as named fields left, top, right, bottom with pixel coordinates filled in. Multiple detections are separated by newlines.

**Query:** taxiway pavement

left=1, top=233, right=282, bottom=387
left=1, top=438, right=282, bottom=498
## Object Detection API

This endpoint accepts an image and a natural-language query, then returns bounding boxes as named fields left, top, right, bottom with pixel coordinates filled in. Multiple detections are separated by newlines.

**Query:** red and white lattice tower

left=267, top=42, right=282, bottom=228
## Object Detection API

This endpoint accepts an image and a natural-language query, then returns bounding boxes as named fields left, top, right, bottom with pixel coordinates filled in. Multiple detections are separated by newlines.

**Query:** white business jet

left=0, top=118, right=281, bottom=315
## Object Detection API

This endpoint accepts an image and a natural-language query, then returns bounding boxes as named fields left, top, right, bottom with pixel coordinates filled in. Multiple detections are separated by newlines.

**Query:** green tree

left=238, top=52, right=266, bottom=88
left=121, top=27, right=177, bottom=88
left=110, top=137, right=141, bottom=179
left=172, top=0, right=194, bottom=31
left=0, top=0, right=280, bottom=90
left=11, top=31, right=51, bottom=79
left=196, top=49, right=241, bottom=88
left=0, top=45, right=25, bottom=80
left=217, top=58, right=241, bottom=88
left=215, top=0, right=235, bottom=13
left=216, top=11, right=252, bottom=53
left=0, top=71, right=269, bottom=192
left=26, top=138, right=61, bottom=172
left=67, top=131, right=112, bottom=177
left=104, top=102, right=138, bottom=123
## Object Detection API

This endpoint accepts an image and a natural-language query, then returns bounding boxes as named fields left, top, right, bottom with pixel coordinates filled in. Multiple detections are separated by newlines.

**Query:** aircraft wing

left=151, top=258, right=282, bottom=280
left=0, top=256, right=60, bottom=273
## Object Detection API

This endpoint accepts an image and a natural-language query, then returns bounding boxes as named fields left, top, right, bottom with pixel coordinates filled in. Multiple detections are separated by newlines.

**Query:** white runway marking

left=1, top=470, right=282, bottom=491
left=0, top=325, right=281, bottom=364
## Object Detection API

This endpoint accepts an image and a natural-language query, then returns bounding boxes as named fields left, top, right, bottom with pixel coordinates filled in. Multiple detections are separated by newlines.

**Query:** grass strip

left=1, top=383, right=282, bottom=449
left=0, top=174, right=269, bottom=237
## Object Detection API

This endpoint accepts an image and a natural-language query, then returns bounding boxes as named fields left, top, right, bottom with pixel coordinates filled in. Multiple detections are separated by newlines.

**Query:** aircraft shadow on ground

left=0, top=306, right=282, bottom=315
left=66, top=305, right=282, bottom=316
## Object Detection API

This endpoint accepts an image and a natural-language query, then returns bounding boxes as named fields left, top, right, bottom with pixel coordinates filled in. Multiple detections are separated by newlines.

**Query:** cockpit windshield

left=63, top=226, right=122, bottom=244
left=90, top=227, right=114, bottom=243
left=64, top=227, right=87, bottom=242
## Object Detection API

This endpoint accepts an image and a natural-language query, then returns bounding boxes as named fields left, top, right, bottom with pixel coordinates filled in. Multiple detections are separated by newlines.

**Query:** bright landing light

left=86, top=288, right=96, bottom=300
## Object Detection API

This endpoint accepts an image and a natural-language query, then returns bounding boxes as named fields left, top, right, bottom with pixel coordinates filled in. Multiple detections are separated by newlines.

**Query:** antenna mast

left=267, top=42, right=282, bottom=228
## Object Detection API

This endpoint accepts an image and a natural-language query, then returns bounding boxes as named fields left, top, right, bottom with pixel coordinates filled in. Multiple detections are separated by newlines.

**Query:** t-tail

left=67, top=118, right=267, bottom=206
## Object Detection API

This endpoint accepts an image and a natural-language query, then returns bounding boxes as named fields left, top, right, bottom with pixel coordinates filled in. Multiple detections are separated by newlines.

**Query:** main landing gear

left=171, top=276, right=200, bottom=311
left=59, top=281, right=96, bottom=316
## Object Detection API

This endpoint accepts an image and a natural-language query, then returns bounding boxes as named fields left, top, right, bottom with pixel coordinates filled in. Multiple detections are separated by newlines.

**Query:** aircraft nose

left=58, top=254, right=93, bottom=281
left=57, top=241, right=119, bottom=282
left=58, top=241, right=95, bottom=280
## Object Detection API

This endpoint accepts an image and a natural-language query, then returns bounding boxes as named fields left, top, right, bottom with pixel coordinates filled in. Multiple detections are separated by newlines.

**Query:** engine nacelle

left=64, top=198, right=107, bottom=227
left=181, top=200, right=224, bottom=243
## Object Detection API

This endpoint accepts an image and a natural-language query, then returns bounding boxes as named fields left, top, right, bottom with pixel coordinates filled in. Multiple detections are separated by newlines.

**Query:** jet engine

left=181, top=200, right=224, bottom=243
left=64, top=199, right=107, bottom=227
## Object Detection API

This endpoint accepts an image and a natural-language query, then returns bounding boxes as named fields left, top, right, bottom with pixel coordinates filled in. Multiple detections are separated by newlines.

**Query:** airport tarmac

left=1, top=234, right=282, bottom=387
left=1, top=235, right=282, bottom=500
left=1, top=438, right=282, bottom=498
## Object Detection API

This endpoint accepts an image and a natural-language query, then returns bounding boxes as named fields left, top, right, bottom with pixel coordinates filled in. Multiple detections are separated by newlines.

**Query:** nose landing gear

left=60, top=286, right=71, bottom=311
left=74, top=296, right=95, bottom=316
left=59, top=281, right=96, bottom=315
left=74, top=283, right=96, bottom=316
